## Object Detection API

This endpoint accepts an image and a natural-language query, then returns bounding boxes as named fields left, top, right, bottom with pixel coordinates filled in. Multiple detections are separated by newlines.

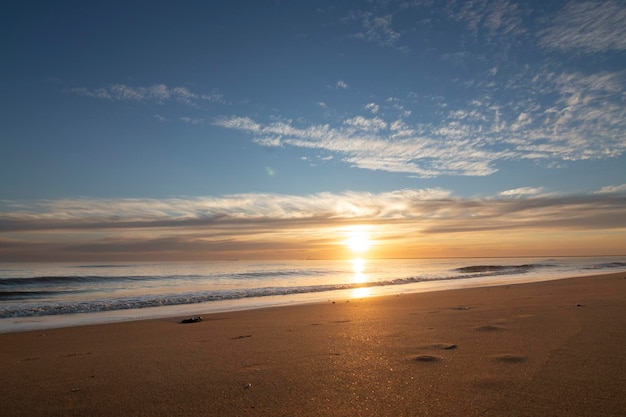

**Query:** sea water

left=1, top=256, right=625, bottom=333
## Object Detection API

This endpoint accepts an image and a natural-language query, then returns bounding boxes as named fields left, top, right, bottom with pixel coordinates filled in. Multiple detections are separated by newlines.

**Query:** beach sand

left=1, top=272, right=625, bottom=416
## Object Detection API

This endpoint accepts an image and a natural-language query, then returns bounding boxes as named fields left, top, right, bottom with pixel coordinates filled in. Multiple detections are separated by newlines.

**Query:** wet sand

left=1, top=272, right=625, bottom=416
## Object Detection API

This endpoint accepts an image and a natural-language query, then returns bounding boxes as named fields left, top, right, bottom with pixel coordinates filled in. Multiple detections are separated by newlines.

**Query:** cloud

left=1, top=191, right=624, bottom=260
left=594, top=184, right=626, bottom=194
left=336, top=80, right=349, bottom=89
left=215, top=65, right=626, bottom=178
left=418, top=195, right=626, bottom=234
left=215, top=115, right=499, bottom=177
left=0, top=189, right=451, bottom=231
left=499, top=187, right=545, bottom=197
left=483, top=0, right=525, bottom=35
left=70, top=84, right=224, bottom=105
left=179, top=116, right=204, bottom=125
left=214, top=115, right=261, bottom=131
left=444, top=0, right=527, bottom=43
left=365, top=102, right=380, bottom=114
left=522, top=70, right=626, bottom=160
left=539, top=0, right=626, bottom=54
left=344, top=116, right=387, bottom=131
left=2, top=191, right=624, bottom=235
left=350, top=11, right=403, bottom=49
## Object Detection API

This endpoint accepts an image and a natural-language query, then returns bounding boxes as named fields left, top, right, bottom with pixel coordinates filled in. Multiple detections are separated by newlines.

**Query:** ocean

left=1, top=256, right=625, bottom=333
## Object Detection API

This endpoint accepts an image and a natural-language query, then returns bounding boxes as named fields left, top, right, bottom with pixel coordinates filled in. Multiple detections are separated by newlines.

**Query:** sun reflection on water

left=352, top=258, right=366, bottom=282
left=351, top=258, right=371, bottom=298
left=352, top=287, right=371, bottom=298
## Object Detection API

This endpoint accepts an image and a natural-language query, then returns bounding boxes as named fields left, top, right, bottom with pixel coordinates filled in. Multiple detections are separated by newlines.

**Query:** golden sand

left=1, top=273, right=625, bottom=416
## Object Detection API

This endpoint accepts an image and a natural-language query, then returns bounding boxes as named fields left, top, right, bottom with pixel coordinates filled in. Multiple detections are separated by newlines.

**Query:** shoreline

left=2, top=272, right=625, bottom=416
left=2, top=269, right=620, bottom=334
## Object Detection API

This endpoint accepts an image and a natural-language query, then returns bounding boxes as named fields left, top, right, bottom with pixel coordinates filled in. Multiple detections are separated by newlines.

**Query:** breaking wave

left=2, top=258, right=625, bottom=320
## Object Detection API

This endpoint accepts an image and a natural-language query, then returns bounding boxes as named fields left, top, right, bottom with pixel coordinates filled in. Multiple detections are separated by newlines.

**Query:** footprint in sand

left=413, top=355, right=441, bottom=363
left=419, top=343, right=458, bottom=350
left=475, top=325, right=505, bottom=332
left=493, top=354, right=526, bottom=363
left=412, top=344, right=457, bottom=363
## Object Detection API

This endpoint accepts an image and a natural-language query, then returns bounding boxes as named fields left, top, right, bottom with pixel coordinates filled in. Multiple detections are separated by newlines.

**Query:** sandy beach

left=1, top=272, right=625, bottom=417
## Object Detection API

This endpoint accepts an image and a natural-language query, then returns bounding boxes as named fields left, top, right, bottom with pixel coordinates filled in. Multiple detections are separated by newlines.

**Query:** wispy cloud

left=179, top=116, right=205, bottom=125
left=445, top=0, right=527, bottom=41
left=349, top=10, right=404, bottom=50
left=215, top=64, right=626, bottom=178
left=344, top=0, right=526, bottom=53
left=594, top=184, right=626, bottom=194
left=1, top=191, right=624, bottom=260
left=539, top=0, right=626, bottom=54
left=499, top=187, right=545, bottom=197
left=215, top=114, right=498, bottom=177
left=70, top=84, right=224, bottom=105
left=0, top=189, right=451, bottom=232
left=525, top=70, right=626, bottom=160
left=2, top=191, right=623, bottom=235
left=365, top=102, right=380, bottom=114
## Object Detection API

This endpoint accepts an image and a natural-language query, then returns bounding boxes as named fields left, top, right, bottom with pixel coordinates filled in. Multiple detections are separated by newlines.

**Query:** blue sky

left=1, top=0, right=625, bottom=260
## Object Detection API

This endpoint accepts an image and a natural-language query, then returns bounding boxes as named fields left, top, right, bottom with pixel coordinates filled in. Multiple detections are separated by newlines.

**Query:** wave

left=0, top=275, right=126, bottom=286
left=0, top=278, right=424, bottom=318
left=454, top=263, right=555, bottom=274
left=583, top=261, right=626, bottom=270
left=3, top=259, right=625, bottom=319
left=232, top=268, right=340, bottom=280
left=0, top=290, right=72, bottom=299
left=0, top=268, right=340, bottom=286
left=69, top=264, right=144, bottom=269
left=0, top=274, right=192, bottom=286
left=0, top=268, right=538, bottom=319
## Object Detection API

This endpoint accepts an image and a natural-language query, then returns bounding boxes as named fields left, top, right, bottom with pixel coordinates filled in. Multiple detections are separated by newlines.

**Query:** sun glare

left=345, top=228, right=372, bottom=254
left=352, top=258, right=366, bottom=282
left=351, top=258, right=370, bottom=298
left=352, top=287, right=371, bottom=298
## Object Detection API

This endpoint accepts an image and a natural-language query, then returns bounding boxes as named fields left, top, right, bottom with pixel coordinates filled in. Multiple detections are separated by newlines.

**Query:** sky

left=1, top=0, right=625, bottom=261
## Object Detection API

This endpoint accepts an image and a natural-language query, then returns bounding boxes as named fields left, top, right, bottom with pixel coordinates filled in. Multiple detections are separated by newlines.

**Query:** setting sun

left=344, top=227, right=372, bottom=254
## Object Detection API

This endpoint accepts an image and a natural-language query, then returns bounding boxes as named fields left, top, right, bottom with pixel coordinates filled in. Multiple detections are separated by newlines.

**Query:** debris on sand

left=180, top=316, right=203, bottom=324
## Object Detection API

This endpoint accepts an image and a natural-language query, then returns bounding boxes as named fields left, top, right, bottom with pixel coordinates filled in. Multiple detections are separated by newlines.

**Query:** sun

left=345, top=228, right=372, bottom=254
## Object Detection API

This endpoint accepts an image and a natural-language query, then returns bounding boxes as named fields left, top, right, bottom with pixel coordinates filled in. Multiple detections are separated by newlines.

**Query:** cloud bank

left=1, top=189, right=624, bottom=260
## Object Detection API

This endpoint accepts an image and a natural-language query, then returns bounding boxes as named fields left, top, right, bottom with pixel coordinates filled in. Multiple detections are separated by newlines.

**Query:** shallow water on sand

left=1, top=256, right=625, bottom=332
